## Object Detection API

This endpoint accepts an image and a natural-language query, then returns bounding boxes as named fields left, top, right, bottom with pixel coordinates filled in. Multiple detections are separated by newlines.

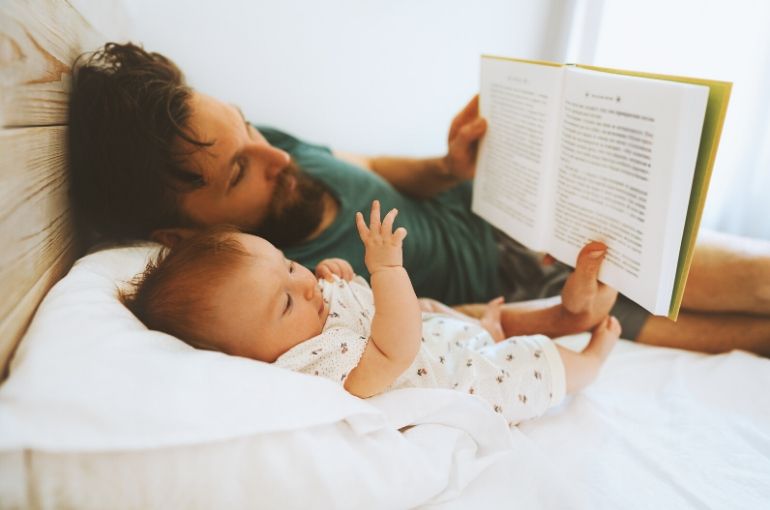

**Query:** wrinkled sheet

left=424, top=337, right=770, bottom=509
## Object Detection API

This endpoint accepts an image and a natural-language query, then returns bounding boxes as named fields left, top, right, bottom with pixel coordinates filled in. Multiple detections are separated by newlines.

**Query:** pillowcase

left=0, top=244, right=381, bottom=450
left=0, top=244, right=515, bottom=509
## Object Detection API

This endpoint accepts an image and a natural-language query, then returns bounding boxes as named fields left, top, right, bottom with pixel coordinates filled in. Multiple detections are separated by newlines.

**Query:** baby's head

left=122, top=226, right=329, bottom=362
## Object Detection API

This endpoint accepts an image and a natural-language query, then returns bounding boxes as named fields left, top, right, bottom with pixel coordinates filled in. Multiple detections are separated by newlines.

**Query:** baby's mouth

left=316, top=287, right=325, bottom=317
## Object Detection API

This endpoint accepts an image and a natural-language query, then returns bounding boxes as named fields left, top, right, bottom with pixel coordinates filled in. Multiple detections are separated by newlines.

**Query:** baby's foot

left=582, top=315, right=621, bottom=362
left=479, top=296, right=505, bottom=342
left=560, top=242, right=618, bottom=331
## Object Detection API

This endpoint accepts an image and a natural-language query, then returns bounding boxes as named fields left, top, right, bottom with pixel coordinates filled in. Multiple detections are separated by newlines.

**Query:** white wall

left=588, top=0, right=770, bottom=237
left=108, top=0, right=563, bottom=156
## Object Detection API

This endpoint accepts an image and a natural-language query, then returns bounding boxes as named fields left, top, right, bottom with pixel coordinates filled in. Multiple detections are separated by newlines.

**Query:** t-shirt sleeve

left=273, top=328, right=369, bottom=386
left=254, top=125, right=332, bottom=155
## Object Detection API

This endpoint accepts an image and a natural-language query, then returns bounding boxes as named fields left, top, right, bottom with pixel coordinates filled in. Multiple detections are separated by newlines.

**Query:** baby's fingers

left=341, top=260, right=355, bottom=280
left=355, top=211, right=369, bottom=241
left=381, top=208, right=398, bottom=235
left=369, top=200, right=382, bottom=232
left=392, top=226, right=407, bottom=243
left=320, top=265, right=334, bottom=282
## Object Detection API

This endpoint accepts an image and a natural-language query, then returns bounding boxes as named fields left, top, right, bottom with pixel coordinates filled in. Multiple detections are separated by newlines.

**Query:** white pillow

left=0, top=244, right=516, bottom=509
left=0, top=244, right=381, bottom=450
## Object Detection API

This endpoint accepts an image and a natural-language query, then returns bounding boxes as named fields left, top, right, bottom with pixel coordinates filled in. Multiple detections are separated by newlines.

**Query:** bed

left=1, top=1, right=769, bottom=508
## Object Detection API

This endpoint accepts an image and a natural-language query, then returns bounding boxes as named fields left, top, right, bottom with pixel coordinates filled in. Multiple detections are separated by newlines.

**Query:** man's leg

left=636, top=312, right=770, bottom=357
left=633, top=229, right=770, bottom=357
left=680, top=229, right=770, bottom=314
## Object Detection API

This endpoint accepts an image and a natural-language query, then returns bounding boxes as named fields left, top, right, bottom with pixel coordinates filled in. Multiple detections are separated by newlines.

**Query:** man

left=68, top=42, right=770, bottom=356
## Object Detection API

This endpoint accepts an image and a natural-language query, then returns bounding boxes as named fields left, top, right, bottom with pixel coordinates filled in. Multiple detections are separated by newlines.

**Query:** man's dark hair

left=68, top=42, right=208, bottom=244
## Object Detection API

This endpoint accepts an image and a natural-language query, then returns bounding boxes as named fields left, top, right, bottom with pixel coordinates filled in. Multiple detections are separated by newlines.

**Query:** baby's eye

left=289, top=262, right=295, bottom=273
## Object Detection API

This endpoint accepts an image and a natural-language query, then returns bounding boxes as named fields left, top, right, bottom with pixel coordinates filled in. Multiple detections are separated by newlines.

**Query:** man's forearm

left=369, top=156, right=462, bottom=199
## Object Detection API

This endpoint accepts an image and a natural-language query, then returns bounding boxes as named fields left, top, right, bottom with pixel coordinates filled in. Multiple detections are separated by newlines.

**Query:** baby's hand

left=315, top=258, right=355, bottom=282
left=356, top=200, right=407, bottom=274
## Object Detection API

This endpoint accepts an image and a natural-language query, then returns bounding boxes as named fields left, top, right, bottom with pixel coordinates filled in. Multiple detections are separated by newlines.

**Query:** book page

left=472, top=57, right=564, bottom=250
left=547, top=68, right=708, bottom=314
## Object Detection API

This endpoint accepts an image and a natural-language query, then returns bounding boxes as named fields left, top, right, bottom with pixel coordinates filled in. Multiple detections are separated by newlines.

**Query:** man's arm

left=333, top=95, right=487, bottom=199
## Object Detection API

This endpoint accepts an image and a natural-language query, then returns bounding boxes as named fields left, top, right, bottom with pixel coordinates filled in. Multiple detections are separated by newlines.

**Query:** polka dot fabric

left=275, top=277, right=566, bottom=426
left=390, top=314, right=566, bottom=425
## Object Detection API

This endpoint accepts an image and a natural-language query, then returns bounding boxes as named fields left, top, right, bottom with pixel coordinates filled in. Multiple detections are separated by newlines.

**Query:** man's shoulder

left=253, top=125, right=295, bottom=145
left=253, top=125, right=330, bottom=155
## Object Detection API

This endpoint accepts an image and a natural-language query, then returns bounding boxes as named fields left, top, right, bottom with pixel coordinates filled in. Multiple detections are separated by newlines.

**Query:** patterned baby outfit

left=275, top=276, right=566, bottom=425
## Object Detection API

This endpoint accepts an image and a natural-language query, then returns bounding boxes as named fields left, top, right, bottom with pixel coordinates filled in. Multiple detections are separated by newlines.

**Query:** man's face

left=174, top=92, right=325, bottom=247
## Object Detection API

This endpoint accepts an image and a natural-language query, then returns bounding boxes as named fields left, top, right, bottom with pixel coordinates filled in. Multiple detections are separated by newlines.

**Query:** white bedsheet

left=2, top=240, right=768, bottom=508
left=423, top=337, right=770, bottom=509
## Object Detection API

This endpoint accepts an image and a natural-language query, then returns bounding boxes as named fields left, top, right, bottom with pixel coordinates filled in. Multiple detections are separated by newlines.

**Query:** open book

left=472, top=56, right=731, bottom=318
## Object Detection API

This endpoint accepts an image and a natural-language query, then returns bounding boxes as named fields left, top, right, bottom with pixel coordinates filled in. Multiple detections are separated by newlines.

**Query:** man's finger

left=457, top=94, right=480, bottom=123
left=459, top=119, right=485, bottom=143
left=449, top=95, right=480, bottom=139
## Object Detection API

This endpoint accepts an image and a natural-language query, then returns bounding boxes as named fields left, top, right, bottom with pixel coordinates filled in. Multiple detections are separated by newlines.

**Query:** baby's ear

left=150, top=227, right=198, bottom=248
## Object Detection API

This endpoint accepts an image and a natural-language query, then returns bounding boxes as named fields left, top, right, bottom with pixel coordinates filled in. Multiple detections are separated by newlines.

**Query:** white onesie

left=275, top=276, right=566, bottom=425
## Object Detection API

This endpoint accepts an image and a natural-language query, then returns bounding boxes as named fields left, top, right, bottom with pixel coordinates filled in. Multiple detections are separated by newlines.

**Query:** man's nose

left=261, top=146, right=290, bottom=180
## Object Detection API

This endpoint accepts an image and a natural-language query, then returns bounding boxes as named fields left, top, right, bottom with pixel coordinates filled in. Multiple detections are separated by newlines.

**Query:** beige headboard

left=0, top=0, right=106, bottom=378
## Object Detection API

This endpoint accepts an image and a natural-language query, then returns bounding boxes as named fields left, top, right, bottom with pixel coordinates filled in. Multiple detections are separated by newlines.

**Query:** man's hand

left=559, top=242, right=618, bottom=331
left=356, top=200, right=407, bottom=274
left=315, top=258, right=355, bottom=282
left=444, top=95, right=487, bottom=181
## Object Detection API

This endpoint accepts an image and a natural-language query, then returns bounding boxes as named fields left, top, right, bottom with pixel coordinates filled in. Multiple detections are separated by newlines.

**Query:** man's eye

left=230, top=161, right=246, bottom=188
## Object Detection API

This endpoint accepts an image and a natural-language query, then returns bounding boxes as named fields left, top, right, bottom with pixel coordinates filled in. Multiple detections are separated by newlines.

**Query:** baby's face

left=205, top=233, right=329, bottom=362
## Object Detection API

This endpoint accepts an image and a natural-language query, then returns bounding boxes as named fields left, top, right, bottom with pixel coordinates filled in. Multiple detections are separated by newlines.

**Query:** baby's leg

left=556, top=316, right=621, bottom=394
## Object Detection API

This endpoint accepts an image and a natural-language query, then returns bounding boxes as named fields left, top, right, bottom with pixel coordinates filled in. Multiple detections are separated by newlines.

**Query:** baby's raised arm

left=343, top=200, right=422, bottom=398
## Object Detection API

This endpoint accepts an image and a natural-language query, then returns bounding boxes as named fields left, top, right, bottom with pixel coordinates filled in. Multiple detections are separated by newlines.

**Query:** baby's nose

left=302, top=277, right=318, bottom=301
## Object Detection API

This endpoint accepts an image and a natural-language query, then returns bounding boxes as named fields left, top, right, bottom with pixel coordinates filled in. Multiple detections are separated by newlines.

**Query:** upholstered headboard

left=0, top=0, right=106, bottom=378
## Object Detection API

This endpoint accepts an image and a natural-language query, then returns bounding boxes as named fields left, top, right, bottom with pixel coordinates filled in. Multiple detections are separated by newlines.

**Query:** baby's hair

left=121, top=225, right=250, bottom=350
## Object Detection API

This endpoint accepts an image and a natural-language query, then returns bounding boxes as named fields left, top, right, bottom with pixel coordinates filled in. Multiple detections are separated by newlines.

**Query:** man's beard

left=249, top=161, right=328, bottom=248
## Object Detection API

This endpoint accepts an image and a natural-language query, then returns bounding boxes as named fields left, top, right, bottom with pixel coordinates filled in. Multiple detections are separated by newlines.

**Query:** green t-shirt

left=261, top=126, right=501, bottom=305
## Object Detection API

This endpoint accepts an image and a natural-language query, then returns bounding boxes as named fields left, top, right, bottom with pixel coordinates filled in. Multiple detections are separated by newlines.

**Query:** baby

left=123, top=200, right=620, bottom=425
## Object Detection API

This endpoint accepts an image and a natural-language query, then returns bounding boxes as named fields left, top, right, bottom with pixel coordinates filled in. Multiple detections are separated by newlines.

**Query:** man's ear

left=150, top=227, right=198, bottom=248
